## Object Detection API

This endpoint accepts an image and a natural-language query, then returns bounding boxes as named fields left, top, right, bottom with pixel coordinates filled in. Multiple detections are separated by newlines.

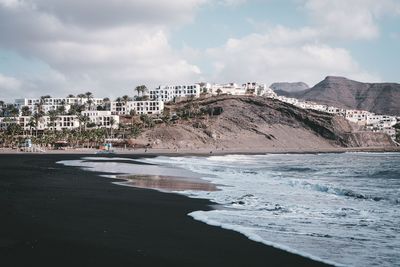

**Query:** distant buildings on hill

left=0, top=81, right=398, bottom=141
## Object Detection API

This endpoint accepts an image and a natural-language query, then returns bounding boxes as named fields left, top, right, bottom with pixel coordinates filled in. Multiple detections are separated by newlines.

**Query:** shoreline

left=0, top=146, right=399, bottom=156
left=0, top=154, right=331, bottom=266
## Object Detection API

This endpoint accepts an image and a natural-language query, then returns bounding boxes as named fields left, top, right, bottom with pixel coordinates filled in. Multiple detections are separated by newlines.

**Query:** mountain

left=270, top=82, right=309, bottom=96
left=133, top=95, right=395, bottom=151
left=277, top=76, right=400, bottom=116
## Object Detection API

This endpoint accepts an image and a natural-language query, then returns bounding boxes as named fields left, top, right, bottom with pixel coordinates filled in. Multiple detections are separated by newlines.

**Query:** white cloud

left=0, top=0, right=205, bottom=99
left=219, top=0, right=248, bottom=7
left=303, top=0, right=400, bottom=40
left=0, top=73, right=21, bottom=90
left=205, top=26, right=379, bottom=86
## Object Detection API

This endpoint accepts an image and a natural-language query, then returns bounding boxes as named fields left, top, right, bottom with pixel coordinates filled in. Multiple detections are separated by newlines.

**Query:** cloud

left=0, top=0, right=205, bottom=99
left=219, top=0, right=248, bottom=7
left=1, top=0, right=206, bottom=28
left=0, top=73, right=23, bottom=101
left=0, top=73, right=21, bottom=90
left=0, top=0, right=395, bottom=100
left=205, top=26, right=379, bottom=86
left=303, top=0, right=400, bottom=40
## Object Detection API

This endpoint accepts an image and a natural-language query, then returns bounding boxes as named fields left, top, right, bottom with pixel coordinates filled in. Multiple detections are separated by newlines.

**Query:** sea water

left=59, top=153, right=400, bottom=267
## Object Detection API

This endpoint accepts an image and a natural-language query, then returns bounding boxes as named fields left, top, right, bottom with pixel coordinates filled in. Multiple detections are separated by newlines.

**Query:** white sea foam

left=141, top=153, right=400, bottom=267
left=58, top=153, right=400, bottom=267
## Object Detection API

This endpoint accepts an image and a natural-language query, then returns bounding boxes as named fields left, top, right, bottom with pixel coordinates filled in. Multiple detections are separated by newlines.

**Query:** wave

left=189, top=211, right=344, bottom=267
left=287, top=180, right=400, bottom=204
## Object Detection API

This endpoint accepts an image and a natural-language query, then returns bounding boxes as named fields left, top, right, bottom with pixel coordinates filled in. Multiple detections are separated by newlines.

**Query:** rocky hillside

left=134, top=95, right=395, bottom=151
left=277, top=76, right=400, bottom=116
left=270, top=82, right=309, bottom=96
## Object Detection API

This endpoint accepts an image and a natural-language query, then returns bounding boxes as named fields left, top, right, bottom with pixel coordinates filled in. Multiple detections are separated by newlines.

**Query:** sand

left=0, top=154, right=330, bottom=267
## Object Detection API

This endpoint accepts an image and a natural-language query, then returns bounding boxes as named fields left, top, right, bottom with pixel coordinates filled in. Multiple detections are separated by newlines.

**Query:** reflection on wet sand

left=116, top=175, right=218, bottom=192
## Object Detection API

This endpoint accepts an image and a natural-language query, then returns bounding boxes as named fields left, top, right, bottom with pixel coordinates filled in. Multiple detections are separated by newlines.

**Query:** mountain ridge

left=274, top=76, right=400, bottom=116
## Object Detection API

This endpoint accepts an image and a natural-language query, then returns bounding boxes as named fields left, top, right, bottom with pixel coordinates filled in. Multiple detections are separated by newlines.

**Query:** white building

left=14, top=97, right=105, bottom=114
left=149, top=84, right=200, bottom=102
left=325, top=106, right=346, bottom=116
left=81, top=111, right=120, bottom=129
left=110, top=101, right=164, bottom=116
left=345, top=110, right=371, bottom=125
left=366, top=114, right=397, bottom=127
left=205, top=83, right=246, bottom=95
left=242, top=82, right=273, bottom=96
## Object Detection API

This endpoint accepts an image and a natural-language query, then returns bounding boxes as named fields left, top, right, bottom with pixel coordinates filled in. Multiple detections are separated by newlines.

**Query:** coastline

left=0, top=146, right=399, bottom=155
left=0, top=154, right=331, bottom=267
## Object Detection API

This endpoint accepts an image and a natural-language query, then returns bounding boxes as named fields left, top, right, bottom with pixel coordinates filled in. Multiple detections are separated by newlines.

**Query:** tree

left=109, top=117, right=116, bottom=138
left=102, top=97, right=110, bottom=110
left=77, top=114, right=89, bottom=133
left=47, top=110, right=59, bottom=133
left=57, top=105, right=66, bottom=115
left=5, top=104, right=20, bottom=117
left=20, top=106, right=31, bottom=117
left=85, top=92, right=94, bottom=110
left=129, top=125, right=142, bottom=139
left=216, top=88, right=222, bottom=96
left=67, top=94, right=75, bottom=98
left=27, top=118, right=36, bottom=136
left=69, top=103, right=85, bottom=115
left=122, top=95, right=132, bottom=104
left=135, top=85, right=148, bottom=98
left=32, top=112, right=43, bottom=137
left=0, top=100, right=4, bottom=116
left=140, top=114, right=154, bottom=128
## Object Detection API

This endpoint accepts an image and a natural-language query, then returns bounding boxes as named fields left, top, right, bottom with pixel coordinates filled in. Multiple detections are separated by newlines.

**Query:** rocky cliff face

left=276, top=76, right=400, bottom=116
left=134, top=95, right=395, bottom=151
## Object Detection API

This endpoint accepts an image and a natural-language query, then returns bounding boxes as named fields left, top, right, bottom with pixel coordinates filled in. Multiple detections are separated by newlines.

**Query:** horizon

left=1, top=1, right=400, bottom=100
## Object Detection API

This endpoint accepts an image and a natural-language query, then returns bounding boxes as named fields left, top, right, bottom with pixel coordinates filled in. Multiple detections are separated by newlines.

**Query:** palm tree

left=27, top=118, right=36, bottom=136
left=35, top=100, right=44, bottom=115
left=5, top=104, right=19, bottom=117
left=135, top=85, right=148, bottom=99
left=102, top=97, right=110, bottom=110
left=118, top=123, right=126, bottom=140
left=77, top=114, right=89, bottom=133
left=135, top=86, right=141, bottom=97
left=140, top=114, right=154, bottom=128
left=77, top=94, right=86, bottom=105
left=47, top=110, right=59, bottom=133
left=57, top=105, right=66, bottom=115
left=0, top=100, right=4, bottom=116
left=85, top=92, right=94, bottom=110
left=109, top=117, right=116, bottom=138
left=32, top=112, right=43, bottom=137
left=21, top=106, right=31, bottom=116
left=122, top=95, right=132, bottom=104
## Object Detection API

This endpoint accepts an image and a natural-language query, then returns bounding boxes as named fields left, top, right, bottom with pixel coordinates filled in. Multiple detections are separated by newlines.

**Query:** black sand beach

left=0, top=154, right=330, bottom=267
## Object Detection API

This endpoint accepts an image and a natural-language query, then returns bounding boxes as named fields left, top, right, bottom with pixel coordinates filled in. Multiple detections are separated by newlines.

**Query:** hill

left=133, top=95, right=395, bottom=152
left=276, top=76, right=400, bottom=116
left=270, top=82, right=309, bottom=96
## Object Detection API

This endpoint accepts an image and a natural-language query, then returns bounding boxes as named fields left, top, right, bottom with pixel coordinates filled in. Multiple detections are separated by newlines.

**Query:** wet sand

left=115, top=174, right=218, bottom=192
left=0, top=154, right=330, bottom=266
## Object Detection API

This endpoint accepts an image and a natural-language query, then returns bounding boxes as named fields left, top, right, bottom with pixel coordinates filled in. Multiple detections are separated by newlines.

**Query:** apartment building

left=110, top=101, right=164, bottom=116
left=149, top=84, right=201, bottom=102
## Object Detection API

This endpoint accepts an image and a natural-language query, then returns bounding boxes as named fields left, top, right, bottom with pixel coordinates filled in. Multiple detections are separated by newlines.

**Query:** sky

left=0, top=0, right=399, bottom=100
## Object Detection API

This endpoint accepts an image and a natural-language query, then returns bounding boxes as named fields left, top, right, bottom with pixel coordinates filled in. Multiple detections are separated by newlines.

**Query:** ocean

left=59, top=152, right=400, bottom=267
